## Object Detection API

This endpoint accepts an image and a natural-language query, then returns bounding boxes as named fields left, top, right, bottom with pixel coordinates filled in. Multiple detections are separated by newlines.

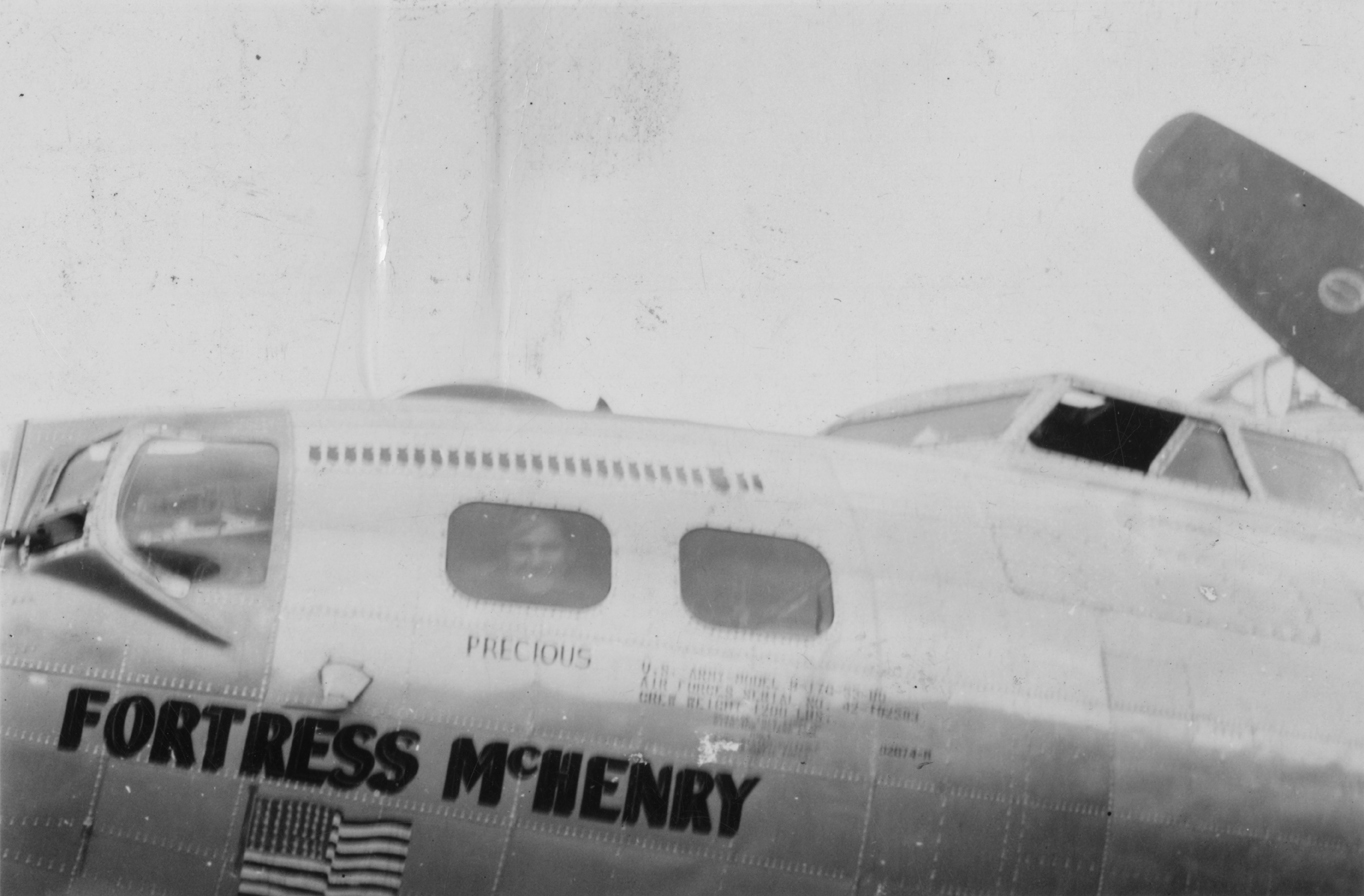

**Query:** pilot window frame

left=1146, top=418, right=1249, bottom=496
left=22, top=436, right=120, bottom=555
left=445, top=501, right=612, bottom=609
left=1019, top=382, right=1254, bottom=499
left=678, top=527, right=834, bottom=639
left=46, top=436, right=118, bottom=512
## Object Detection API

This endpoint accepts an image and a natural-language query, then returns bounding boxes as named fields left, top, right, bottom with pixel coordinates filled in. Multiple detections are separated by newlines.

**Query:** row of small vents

left=306, top=443, right=764, bottom=495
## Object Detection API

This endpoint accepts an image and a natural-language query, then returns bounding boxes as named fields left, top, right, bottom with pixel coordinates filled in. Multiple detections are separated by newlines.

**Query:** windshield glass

left=1241, top=430, right=1364, bottom=519
left=118, top=439, right=279, bottom=584
left=829, top=394, right=1027, bottom=448
left=1155, top=421, right=1247, bottom=494
left=49, top=438, right=116, bottom=508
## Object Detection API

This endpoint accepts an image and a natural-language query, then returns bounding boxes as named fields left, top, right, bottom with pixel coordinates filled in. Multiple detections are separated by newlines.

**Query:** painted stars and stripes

left=238, top=794, right=413, bottom=896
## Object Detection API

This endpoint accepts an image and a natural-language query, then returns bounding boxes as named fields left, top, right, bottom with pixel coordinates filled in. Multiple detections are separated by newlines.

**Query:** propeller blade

left=1134, top=113, right=1364, bottom=410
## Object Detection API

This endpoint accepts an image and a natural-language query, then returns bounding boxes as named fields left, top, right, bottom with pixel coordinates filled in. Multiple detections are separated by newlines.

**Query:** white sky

left=3, top=1, right=1362, bottom=433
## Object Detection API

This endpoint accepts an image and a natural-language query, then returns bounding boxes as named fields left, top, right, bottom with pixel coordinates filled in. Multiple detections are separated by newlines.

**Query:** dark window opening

left=447, top=503, right=610, bottom=608
left=679, top=529, right=833, bottom=637
left=26, top=512, right=87, bottom=555
left=1029, top=391, right=1183, bottom=472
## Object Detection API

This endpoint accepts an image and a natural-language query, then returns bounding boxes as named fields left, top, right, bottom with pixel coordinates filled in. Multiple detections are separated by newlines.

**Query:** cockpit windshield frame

left=1014, top=376, right=1364, bottom=520
left=830, top=372, right=1364, bottom=522
left=16, top=410, right=292, bottom=642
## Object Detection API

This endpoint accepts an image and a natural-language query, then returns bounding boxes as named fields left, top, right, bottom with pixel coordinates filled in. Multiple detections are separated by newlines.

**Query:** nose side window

left=446, top=502, right=611, bottom=608
left=118, top=440, right=279, bottom=585
left=679, top=528, right=833, bottom=637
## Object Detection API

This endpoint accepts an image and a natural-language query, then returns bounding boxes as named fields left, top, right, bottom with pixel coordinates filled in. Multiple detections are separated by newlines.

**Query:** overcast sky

left=3, top=1, right=1362, bottom=433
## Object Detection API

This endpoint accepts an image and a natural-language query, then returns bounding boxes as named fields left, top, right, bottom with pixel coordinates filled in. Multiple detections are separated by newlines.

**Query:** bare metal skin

left=3, top=115, right=1363, bottom=895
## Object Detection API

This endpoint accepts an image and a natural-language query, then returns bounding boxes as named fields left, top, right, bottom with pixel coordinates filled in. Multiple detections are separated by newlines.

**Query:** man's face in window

left=505, top=515, right=569, bottom=597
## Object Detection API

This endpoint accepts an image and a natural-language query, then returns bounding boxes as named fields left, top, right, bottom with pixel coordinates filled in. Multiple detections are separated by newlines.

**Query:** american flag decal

left=238, top=794, right=413, bottom=896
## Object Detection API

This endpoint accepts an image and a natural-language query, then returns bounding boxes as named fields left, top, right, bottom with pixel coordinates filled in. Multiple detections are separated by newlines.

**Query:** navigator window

left=447, top=503, right=611, bottom=608
left=679, top=528, right=833, bottom=637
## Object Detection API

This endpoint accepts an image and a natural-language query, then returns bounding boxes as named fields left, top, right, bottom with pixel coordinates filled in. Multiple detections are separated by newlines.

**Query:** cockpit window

left=446, top=503, right=611, bottom=608
left=1152, top=420, right=1248, bottom=494
left=1028, top=390, right=1255, bottom=496
left=118, top=440, right=278, bottom=585
left=49, top=438, right=115, bottom=509
left=829, top=394, right=1027, bottom=448
left=1029, top=391, right=1183, bottom=472
left=679, top=529, right=833, bottom=637
left=25, top=438, right=119, bottom=555
left=1241, top=430, right=1364, bottom=519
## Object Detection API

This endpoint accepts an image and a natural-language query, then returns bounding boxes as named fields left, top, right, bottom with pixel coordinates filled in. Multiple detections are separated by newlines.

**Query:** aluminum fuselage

left=2, top=395, right=1362, bottom=895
